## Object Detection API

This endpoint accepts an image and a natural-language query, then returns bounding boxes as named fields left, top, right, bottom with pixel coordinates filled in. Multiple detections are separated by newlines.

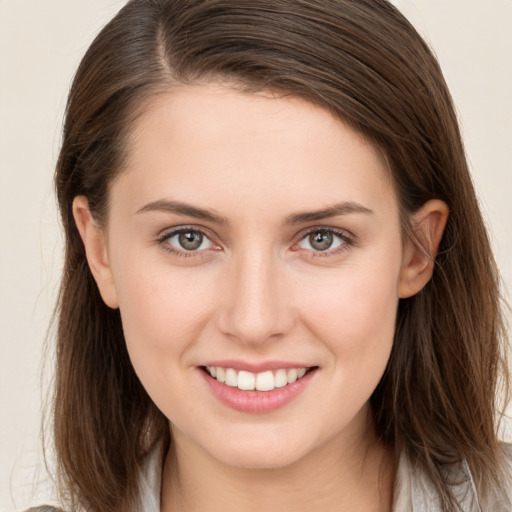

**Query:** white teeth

left=274, top=369, right=288, bottom=388
left=225, top=368, right=238, bottom=387
left=287, top=368, right=298, bottom=383
left=206, top=366, right=311, bottom=391
left=256, top=371, right=275, bottom=391
left=216, top=367, right=226, bottom=383
left=237, top=370, right=256, bottom=390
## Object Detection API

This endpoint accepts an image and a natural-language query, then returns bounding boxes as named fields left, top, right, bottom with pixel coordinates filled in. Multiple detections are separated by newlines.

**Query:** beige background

left=1, top=1, right=511, bottom=510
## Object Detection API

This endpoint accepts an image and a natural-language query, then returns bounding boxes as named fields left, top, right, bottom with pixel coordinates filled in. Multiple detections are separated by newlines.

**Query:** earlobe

left=398, top=199, right=449, bottom=299
left=72, top=196, right=119, bottom=309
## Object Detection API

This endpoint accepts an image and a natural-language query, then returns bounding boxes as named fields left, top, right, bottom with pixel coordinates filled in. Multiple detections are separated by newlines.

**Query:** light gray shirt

left=392, top=447, right=512, bottom=511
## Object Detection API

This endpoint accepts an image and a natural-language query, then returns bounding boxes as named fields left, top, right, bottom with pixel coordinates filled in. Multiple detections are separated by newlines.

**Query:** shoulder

left=501, top=441, right=512, bottom=463
left=393, top=444, right=512, bottom=512
left=476, top=443, right=512, bottom=510
left=23, top=443, right=164, bottom=512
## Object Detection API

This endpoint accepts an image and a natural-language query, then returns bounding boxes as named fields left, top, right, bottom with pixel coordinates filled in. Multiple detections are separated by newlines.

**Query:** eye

left=295, top=228, right=352, bottom=254
left=160, top=227, right=215, bottom=253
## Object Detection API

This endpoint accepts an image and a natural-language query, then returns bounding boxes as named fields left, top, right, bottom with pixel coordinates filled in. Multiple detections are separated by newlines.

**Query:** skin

left=74, top=83, right=448, bottom=511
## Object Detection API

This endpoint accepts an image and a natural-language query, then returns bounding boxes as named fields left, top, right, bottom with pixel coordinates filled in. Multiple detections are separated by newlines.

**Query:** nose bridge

left=218, top=243, right=293, bottom=345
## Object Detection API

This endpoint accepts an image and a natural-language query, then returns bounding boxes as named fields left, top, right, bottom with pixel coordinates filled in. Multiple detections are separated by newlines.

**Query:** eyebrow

left=284, top=201, right=373, bottom=225
left=136, top=199, right=372, bottom=226
left=136, top=199, right=228, bottom=225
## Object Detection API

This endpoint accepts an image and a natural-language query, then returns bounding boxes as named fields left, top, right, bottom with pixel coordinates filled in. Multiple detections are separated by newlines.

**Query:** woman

left=32, top=0, right=511, bottom=510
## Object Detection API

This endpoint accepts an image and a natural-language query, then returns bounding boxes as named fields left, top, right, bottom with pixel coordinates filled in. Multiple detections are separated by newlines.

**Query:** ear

left=73, top=196, right=119, bottom=309
left=398, top=199, right=449, bottom=299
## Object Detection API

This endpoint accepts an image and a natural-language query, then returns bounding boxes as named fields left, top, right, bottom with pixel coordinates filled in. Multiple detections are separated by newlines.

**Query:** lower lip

left=200, top=368, right=317, bottom=414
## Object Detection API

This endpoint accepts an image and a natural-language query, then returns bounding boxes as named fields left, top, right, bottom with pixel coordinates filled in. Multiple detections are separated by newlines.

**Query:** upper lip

left=202, top=360, right=316, bottom=373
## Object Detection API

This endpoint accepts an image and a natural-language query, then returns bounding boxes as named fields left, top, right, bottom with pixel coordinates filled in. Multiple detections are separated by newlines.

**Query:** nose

left=217, top=248, right=295, bottom=346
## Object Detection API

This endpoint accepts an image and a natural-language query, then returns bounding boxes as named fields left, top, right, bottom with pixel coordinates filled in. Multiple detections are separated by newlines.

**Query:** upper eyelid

left=158, top=225, right=214, bottom=241
left=294, top=225, right=354, bottom=242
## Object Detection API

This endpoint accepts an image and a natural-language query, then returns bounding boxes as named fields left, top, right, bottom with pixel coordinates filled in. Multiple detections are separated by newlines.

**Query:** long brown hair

left=51, top=0, right=509, bottom=510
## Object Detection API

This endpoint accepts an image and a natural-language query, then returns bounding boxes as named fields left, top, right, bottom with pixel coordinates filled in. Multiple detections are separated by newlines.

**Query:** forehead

left=117, top=82, right=396, bottom=220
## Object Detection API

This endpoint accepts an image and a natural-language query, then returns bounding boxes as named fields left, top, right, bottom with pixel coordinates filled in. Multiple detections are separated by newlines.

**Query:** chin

left=198, top=427, right=317, bottom=470
left=215, top=446, right=305, bottom=470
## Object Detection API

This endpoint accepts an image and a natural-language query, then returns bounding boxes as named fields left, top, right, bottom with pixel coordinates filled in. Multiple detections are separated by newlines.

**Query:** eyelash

left=157, top=226, right=218, bottom=259
left=291, top=226, right=355, bottom=258
left=156, top=225, right=355, bottom=258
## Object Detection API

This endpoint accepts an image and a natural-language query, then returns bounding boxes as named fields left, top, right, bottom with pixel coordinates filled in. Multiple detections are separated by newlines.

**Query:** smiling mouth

left=201, top=366, right=316, bottom=392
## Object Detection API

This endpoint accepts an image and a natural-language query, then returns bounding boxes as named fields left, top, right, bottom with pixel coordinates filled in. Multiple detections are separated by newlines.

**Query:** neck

left=161, top=414, right=395, bottom=512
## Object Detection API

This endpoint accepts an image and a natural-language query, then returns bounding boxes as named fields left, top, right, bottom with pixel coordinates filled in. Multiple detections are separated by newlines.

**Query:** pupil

left=179, top=231, right=203, bottom=250
left=310, top=231, right=333, bottom=251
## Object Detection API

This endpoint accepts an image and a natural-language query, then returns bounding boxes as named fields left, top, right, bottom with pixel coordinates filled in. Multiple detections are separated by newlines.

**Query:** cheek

left=298, top=249, right=401, bottom=373
left=113, top=242, right=209, bottom=332
left=111, top=250, right=216, bottom=379
left=113, top=264, right=220, bottom=422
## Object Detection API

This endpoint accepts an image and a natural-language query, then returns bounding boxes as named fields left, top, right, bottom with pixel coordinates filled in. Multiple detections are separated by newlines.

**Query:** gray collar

left=393, top=450, right=485, bottom=512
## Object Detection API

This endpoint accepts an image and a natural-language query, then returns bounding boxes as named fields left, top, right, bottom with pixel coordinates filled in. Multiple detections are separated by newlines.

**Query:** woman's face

left=81, top=83, right=419, bottom=469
